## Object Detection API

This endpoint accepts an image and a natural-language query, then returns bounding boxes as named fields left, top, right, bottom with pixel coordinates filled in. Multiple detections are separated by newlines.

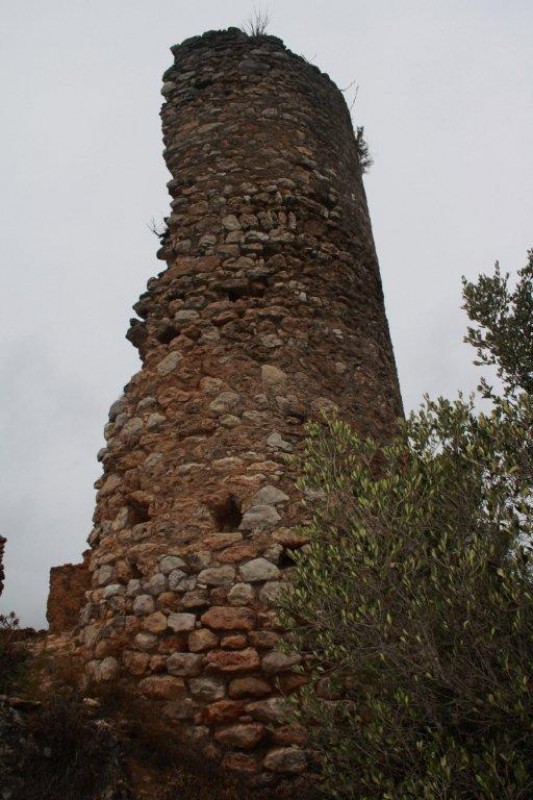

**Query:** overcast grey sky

left=1, top=0, right=532, bottom=627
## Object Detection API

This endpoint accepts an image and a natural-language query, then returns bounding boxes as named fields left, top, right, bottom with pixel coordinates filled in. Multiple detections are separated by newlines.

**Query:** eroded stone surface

left=47, top=26, right=403, bottom=785
left=0, top=536, right=6, bottom=597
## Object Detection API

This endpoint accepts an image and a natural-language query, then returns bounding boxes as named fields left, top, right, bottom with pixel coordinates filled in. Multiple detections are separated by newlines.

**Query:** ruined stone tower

left=56, top=28, right=403, bottom=782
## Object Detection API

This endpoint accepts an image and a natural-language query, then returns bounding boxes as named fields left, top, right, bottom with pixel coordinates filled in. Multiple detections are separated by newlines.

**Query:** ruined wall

left=47, top=551, right=91, bottom=634
left=0, top=536, right=6, bottom=597
left=62, top=28, right=402, bottom=784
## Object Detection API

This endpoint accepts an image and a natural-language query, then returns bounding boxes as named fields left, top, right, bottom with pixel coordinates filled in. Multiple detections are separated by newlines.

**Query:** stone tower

left=64, top=28, right=402, bottom=782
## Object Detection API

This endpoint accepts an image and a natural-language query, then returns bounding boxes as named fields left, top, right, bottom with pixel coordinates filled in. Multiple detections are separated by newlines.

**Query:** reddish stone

left=123, top=650, right=150, bottom=676
left=272, top=724, right=308, bottom=746
left=206, top=648, right=260, bottom=674
left=272, top=529, right=310, bottom=548
left=220, top=634, right=247, bottom=649
left=47, top=551, right=91, bottom=634
left=188, top=628, right=219, bottom=652
left=157, top=633, right=188, bottom=654
left=148, top=654, right=166, bottom=672
left=201, top=700, right=245, bottom=724
left=138, top=675, right=187, bottom=700
left=208, top=586, right=229, bottom=604
left=155, top=592, right=180, bottom=611
left=214, top=723, right=265, bottom=749
left=248, top=630, right=279, bottom=648
left=222, top=752, right=258, bottom=773
left=278, top=673, right=307, bottom=694
left=228, top=676, right=272, bottom=699
left=217, top=545, right=257, bottom=564
left=201, top=606, right=255, bottom=631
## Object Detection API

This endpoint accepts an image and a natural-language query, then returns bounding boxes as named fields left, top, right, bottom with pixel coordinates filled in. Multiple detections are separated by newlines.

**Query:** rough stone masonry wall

left=0, top=536, right=6, bottom=597
left=47, top=551, right=91, bottom=634
left=65, top=28, right=402, bottom=785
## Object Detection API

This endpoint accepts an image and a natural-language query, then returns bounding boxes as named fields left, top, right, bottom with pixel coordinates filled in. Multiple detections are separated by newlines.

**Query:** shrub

left=280, top=253, right=533, bottom=798
left=242, top=8, right=270, bottom=37
left=355, top=126, right=373, bottom=174
left=0, top=612, right=30, bottom=694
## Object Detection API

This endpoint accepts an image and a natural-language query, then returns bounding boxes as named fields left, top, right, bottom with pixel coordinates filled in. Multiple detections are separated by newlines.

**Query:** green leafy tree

left=281, top=252, right=533, bottom=799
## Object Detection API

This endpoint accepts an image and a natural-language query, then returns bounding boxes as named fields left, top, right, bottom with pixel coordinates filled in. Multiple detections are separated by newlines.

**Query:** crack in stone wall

left=47, top=27, right=403, bottom=787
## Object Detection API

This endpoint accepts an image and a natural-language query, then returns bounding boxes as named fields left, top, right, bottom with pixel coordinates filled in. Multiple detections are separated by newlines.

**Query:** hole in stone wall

left=211, top=494, right=243, bottom=532
left=128, top=499, right=151, bottom=525
left=226, top=287, right=249, bottom=302
left=225, top=283, right=266, bottom=302
left=157, top=325, right=179, bottom=344
left=127, top=560, right=143, bottom=579
left=279, top=549, right=297, bottom=569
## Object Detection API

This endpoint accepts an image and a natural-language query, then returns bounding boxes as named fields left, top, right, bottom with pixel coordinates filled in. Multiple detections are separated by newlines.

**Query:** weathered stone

left=175, top=309, right=200, bottom=323
left=142, top=611, right=168, bottom=633
left=203, top=532, right=243, bottom=548
left=181, top=588, right=209, bottom=608
left=156, top=591, right=180, bottom=612
left=156, top=350, right=182, bottom=375
left=94, top=657, right=120, bottom=682
left=222, top=752, right=258, bottom=773
left=263, top=543, right=283, bottom=564
left=202, top=700, right=245, bottom=724
left=188, top=628, right=219, bottom=652
left=278, top=673, right=307, bottom=694
left=217, top=544, right=257, bottom=564
left=120, top=417, right=143, bottom=440
left=263, top=747, right=307, bottom=773
left=133, top=594, right=155, bottom=616
left=228, top=583, right=254, bottom=606
left=248, top=630, right=279, bottom=648
left=134, top=632, right=158, bottom=651
left=188, top=676, right=226, bottom=702
left=186, top=550, right=211, bottom=572
left=245, top=698, right=287, bottom=723
left=209, top=391, right=241, bottom=416
left=146, top=412, right=166, bottom=430
left=222, top=214, right=241, bottom=231
left=167, top=612, right=196, bottom=632
left=123, top=650, right=150, bottom=676
left=251, top=485, right=289, bottom=506
left=266, top=431, right=294, bottom=453
left=96, top=564, right=114, bottom=586
left=201, top=606, right=255, bottom=631
left=199, top=376, right=224, bottom=396
left=261, top=652, right=302, bottom=674
left=206, top=648, right=260, bottom=674
left=167, top=652, right=203, bottom=677
left=272, top=529, right=309, bottom=548
left=239, top=558, right=280, bottom=583
left=197, top=565, right=235, bottom=585
left=103, top=583, right=125, bottom=599
left=168, top=569, right=188, bottom=590
left=126, top=578, right=143, bottom=597
left=228, top=676, right=272, bottom=699
left=261, top=365, right=287, bottom=391
left=214, top=724, right=265, bottom=749
left=259, top=581, right=283, bottom=604
left=144, top=573, right=167, bottom=596
left=139, top=675, right=187, bottom=700
left=159, top=555, right=187, bottom=574
left=239, top=506, right=281, bottom=531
